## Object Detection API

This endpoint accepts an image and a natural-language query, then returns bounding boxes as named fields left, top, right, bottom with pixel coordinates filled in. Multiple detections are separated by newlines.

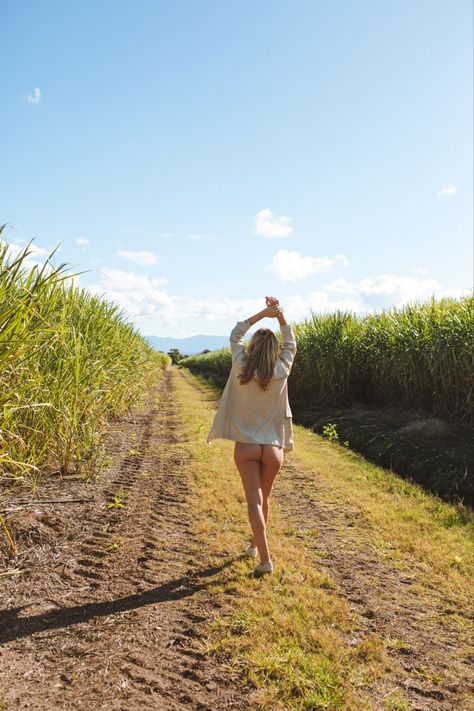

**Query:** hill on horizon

left=146, top=334, right=228, bottom=356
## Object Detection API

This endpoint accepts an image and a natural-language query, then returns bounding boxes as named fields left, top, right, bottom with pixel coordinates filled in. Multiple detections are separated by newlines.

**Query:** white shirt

left=206, top=320, right=297, bottom=451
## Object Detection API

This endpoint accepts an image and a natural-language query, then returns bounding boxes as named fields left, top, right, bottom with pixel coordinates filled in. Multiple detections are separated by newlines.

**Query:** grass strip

left=175, top=368, right=473, bottom=709
left=174, top=368, right=392, bottom=710
left=292, top=426, right=474, bottom=616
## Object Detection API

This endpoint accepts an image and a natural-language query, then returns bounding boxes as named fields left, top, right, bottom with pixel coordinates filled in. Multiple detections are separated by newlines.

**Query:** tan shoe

left=253, top=559, right=273, bottom=577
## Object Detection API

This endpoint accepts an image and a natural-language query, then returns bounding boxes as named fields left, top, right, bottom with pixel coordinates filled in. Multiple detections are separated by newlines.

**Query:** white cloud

left=264, top=278, right=471, bottom=325
left=118, top=250, right=159, bottom=266
left=160, top=232, right=173, bottom=238
left=282, top=292, right=364, bottom=322
left=101, top=268, right=166, bottom=290
left=88, top=268, right=175, bottom=324
left=266, top=250, right=342, bottom=282
left=254, top=208, right=294, bottom=239
left=84, top=258, right=470, bottom=337
left=437, top=183, right=459, bottom=198
left=335, top=254, right=349, bottom=268
left=76, top=236, right=90, bottom=248
left=322, top=277, right=357, bottom=294
left=174, top=296, right=263, bottom=321
left=357, top=274, right=440, bottom=300
left=322, top=273, right=471, bottom=311
left=0, top=239, right=49, bottom=269
left=0, top=239, right=49, bottom=258
left=158, top=280, right=470, bottom=335
left=26, top=87, right=42, bottom=104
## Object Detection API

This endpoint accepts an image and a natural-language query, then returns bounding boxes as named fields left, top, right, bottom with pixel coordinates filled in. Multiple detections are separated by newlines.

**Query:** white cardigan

left=206, top=320, right=297, bottom=452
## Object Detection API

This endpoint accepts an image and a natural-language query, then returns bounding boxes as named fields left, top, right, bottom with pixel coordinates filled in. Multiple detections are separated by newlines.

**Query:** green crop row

left=0, top=227, right=170, bottom=485
left=180, top=294, right=474, bottom=422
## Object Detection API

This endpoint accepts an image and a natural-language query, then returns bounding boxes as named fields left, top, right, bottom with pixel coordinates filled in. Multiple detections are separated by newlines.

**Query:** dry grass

left=174, top=369, right=392, bottom=709
left=174, top=368, right=473, bottom=710
left=293, top=427, right=473, bottom=614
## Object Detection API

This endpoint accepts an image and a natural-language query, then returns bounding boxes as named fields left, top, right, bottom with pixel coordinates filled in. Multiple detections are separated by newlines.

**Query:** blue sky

left=1, top=0, right=472, bottom=337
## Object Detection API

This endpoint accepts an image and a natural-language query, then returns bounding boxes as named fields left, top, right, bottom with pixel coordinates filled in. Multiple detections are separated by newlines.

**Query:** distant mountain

left=146, top=334, right=228, bottom=356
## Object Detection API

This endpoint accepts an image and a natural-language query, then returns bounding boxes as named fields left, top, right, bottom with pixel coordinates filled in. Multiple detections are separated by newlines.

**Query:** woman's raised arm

left=229, top=299, right=283, bottom=362
left=245, top=304, right=282, bottom=326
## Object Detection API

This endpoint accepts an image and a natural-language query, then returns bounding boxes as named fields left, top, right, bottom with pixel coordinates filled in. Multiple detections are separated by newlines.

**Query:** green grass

left=174, top=368, right=473, bottom=709
left=173, top=368, right=392, bottom=710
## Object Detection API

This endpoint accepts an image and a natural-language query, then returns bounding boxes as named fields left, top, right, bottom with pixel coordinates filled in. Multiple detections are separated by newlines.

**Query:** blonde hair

left=238, top=328, right=280, bottom=391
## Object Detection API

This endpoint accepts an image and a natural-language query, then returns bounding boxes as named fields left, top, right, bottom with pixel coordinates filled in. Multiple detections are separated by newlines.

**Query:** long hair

left=238, top=328, right=280, bottom=391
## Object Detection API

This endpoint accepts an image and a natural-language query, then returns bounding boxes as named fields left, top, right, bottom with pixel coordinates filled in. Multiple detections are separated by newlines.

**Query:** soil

left=1, top=370, right=473, bottom=710
left=274, top=459, right=474, bottom=711
left=0, top=371, right=252, bottom=710
left=290, top=400, right=474, bottom=506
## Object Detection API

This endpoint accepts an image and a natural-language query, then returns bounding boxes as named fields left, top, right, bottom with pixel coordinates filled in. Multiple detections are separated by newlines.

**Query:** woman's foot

left=253, top=559, right=273, bottom=577
left=245, top=544, right=258, bottom=558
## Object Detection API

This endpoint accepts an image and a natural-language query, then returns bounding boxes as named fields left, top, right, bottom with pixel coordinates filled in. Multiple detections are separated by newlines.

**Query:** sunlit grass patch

left=174, top=368, right=388, bottom=709
left=292, top=423, right=474, bottom=612
left=175, top=367, right=473, bottom=708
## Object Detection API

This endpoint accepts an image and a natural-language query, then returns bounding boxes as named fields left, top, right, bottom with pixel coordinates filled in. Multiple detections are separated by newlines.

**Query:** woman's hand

left=265, top=295, right=280, bottom=308
left=245, top=297, right=286, bottom=326
left=263, top=304, right=283, bottom=319
left=265, top=295, right=287, bottom=326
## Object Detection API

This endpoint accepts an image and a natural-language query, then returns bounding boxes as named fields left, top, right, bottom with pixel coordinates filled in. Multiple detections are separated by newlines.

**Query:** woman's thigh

left=234, top=442, right=263, bottom=506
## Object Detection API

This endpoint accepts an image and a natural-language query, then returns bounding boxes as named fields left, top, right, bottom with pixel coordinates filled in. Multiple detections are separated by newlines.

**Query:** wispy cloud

left=174, top=295, right=263, bottom=321
left=254, top=208, right=294, bottom=239
left=322, top=273, right=470, bottom=310
left=85, top=261, right=470, bottom=337
left=76, top=236, right=90, bottom=248
left=437, top=183, right=459, bottom=198
left=0, top=238, right=49, bottom=270
left=169, top=278, right=470, bottom=332
left=160, top=232, right=173, bottom=238
left=118, top=250, right=159, bottom=266
left=26, top=87, right=42, bottom=104
left=335, top=254, right=349, bottom=268
left=0, top=240, right=48, bottom=259
left=87, top=268, right=174, bottom=324
left=266, top=250, right=347, bottom=282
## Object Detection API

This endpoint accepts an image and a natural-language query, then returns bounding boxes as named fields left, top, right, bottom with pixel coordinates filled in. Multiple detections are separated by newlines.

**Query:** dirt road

left=0, top=371, right=250, bottom=710
left=1, top=368, right=472, bottom=710
left=274, top=462, right=473, bottom=710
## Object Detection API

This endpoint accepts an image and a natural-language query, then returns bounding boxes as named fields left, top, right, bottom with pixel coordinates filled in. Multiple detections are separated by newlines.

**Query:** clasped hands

left=246, top=296, right=286, bottom=327
left=263, top=295, right=283, bottom=319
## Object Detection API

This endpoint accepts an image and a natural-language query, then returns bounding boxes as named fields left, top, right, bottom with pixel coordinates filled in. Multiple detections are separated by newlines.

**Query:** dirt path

left=0, top=371, right=250, bottom=710
left=274, top=460, right=473, bottom=711
left=2, top=370, right=472, bottom=710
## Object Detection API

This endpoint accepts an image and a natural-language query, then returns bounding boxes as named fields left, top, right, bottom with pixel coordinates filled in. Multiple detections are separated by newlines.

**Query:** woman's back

left=207, top=319, right=297, bottom=451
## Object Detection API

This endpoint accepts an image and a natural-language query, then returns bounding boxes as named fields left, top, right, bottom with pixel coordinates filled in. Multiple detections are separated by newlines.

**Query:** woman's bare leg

left=250, top=445, right=284, bottom=547
left=234, top=442, right=270, bottom=564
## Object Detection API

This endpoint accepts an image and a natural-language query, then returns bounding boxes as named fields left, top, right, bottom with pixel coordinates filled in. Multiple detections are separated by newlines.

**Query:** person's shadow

left=0, top=557, right=241, bottom=646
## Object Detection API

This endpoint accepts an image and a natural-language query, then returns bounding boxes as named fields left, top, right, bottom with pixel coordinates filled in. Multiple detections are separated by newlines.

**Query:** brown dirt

left=0, top=371, right=251, bottom=710
left=274, top=460, right=474, bottom=711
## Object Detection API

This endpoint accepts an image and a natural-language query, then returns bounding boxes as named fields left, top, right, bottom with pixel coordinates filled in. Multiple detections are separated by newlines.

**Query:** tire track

left=274, top=459, right=473, bottom=711
left=0, top=370, right=250, bottom=710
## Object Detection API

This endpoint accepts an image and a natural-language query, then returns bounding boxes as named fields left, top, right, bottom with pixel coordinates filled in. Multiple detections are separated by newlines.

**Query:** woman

left=207, top=296, right=297, bottom=577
